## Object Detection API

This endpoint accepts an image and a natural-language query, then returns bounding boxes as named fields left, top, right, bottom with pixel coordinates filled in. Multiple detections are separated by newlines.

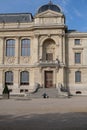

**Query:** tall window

left=75, top=39, right=80, bottom=45
left=5, top=71, right=13, bottom=85
left=20, top=71, right=29, bottom=85
left=75, top=53, right=81, bottom=64
left=75, top=71, right=81, bottom=83
left=21, top=39, right=30, bottom=56
left=6, top=39, right=15, bottom=56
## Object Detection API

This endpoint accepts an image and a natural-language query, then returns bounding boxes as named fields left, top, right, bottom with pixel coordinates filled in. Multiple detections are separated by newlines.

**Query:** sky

left=0, top=0, right=87, bottom=32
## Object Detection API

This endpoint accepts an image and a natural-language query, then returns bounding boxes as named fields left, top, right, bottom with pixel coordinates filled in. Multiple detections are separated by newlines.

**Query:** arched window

left=6, top=39, right=15, bottom=56
left=21, top=39, right=30, bottom=56
left=43, top=39, right=55, bottom=61
left=5, top=71, right=13, bottom=85
left=20, top=71, right=29, bottom=85
left=75, top=71, right=81, bottom=83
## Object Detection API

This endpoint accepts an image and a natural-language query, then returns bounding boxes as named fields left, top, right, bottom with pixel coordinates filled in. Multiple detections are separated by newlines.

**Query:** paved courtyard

left=0, top=96, right=87, bottom=130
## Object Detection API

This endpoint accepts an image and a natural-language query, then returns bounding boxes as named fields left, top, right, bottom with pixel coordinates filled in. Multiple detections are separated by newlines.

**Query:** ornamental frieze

left=7, top=57, right=15, bottom=64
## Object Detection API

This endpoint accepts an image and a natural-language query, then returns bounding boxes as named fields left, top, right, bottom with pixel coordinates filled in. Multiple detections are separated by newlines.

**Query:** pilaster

left=0, top=38, right=4, bottom=64
left=15, top=37, right=20, bottom=64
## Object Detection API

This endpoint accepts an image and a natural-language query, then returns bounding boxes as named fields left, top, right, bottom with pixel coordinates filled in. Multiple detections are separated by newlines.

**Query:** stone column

left=62, top=34, right=65, bottom=64
left=39, top=45, right=43, bottom=60
left=15, top=37, right=20, bottom=64
left=57, top=68, right=64, bottom=86
left=0, top=70, right=4, bottom=94
left=0, top=38, right=4, bottom=64
left=61, top=35, right=63, bottom=63
left=14, top=69, right=20, bottom=93
left=32, top=34, right=39, bottom=63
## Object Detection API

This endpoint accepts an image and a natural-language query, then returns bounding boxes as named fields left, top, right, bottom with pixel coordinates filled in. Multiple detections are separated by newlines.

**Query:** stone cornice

left=66, top=32, right=87, bottom=38
left=0, top=24, right=67, bottom=32
left=0, top=64, right=39, bottom=68
left=67, top=65, right=87, bottom=69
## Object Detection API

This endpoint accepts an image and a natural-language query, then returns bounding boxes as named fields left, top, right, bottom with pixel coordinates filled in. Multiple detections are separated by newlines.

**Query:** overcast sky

left=0, top=0, right=87, bottom=32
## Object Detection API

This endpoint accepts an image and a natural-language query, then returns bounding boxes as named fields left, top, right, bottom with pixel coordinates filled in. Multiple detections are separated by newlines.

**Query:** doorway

left=45, top=71, right=53, bottom=88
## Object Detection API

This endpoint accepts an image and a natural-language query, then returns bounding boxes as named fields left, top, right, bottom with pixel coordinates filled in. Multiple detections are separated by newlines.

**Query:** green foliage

left=3, top=84, right=9, bottom=94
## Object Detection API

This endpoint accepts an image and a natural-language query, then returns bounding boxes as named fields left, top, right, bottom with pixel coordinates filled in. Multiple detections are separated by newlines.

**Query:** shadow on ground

left=0, top=112, right=87, bottom=130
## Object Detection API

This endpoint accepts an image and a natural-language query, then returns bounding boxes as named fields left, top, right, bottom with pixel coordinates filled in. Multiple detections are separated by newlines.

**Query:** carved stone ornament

left=7, top=57, right=15, bottom=64
left=23, top=57, right=29, bottom=63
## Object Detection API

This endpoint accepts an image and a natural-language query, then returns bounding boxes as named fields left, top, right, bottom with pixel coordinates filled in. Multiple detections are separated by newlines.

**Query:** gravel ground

left=0, top=96, right=87, bottom=130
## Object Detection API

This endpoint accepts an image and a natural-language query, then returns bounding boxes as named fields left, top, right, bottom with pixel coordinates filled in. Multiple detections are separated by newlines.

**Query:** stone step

left=26, top=88, right=68, bottom=98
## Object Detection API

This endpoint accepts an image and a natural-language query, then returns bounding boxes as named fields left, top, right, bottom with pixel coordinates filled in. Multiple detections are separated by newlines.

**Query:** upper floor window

left=75, top=71, right=81, bottom=83
left=75, top=39, right=80, bottom=45
left=6, top=39, right=15, bottom=56
left=75, top=53, right=81, bottom=64
left=21, top=39, right=30, bottom=56
left=5, top=71, right=13, bottom=85
left=46, top=53, right=53, bottom=61
left=20, top=71, right=29, bottom=85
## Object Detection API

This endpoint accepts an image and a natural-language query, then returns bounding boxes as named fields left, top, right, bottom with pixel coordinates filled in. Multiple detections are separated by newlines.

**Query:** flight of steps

left=26, top=87, right=68, bottom=98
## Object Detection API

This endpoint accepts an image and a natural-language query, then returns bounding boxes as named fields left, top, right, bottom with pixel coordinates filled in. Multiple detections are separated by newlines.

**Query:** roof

left=0, top=13, right=33, bottom=23
left=37, top=1, right=61, bottom=14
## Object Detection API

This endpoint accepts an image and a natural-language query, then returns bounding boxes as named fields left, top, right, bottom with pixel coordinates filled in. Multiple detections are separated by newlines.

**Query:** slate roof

left=0, top=13, right=33, bottom=23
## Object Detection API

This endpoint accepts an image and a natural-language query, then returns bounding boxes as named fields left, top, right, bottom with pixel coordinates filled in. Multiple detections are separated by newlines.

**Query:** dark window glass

left=5, top=71, right=13, bottom=85
left=21, top=39, right=30, bottom=56
left=20, top=71, right=29, bottom=85
left=75, top=53, right=81, bottom=64
left=75, top=71, right=81, bottom=82
left=75, top=39, right=80, bottom=45
left=6, top=39, right=15, bottom=56
left=46, top=53, right=53, bottom=61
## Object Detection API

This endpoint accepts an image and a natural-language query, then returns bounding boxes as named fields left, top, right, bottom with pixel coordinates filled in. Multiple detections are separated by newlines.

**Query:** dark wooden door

left=45, top=71, right=53, bottom=88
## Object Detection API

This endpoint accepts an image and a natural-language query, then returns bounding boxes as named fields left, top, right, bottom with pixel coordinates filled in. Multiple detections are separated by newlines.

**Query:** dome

left=37, top=1, right=61, bottom=14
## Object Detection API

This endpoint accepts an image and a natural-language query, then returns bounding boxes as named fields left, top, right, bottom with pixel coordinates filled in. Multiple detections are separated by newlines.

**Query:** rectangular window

left=75, top=39, right=80, bottom=45
left=75, top=53, right=81, bottom=64
left=6, top=39, right=15, bottom=56
left=20, top=71, right=29, bottom=85
left=46, top=53, right=53, bottom=61
left=21, top=39, right=30, bottom=56
left=75, top=71, right=81, bottom=83
left=5, top=71, right=13, bottom=85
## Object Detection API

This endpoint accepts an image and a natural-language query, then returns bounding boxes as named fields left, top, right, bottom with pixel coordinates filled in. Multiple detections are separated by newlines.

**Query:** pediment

left=35, top=10, right=63, bottom=18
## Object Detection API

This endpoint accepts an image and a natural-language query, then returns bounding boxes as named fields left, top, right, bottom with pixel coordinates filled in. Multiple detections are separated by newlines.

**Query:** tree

left=3, top=84, right=9, bottom=99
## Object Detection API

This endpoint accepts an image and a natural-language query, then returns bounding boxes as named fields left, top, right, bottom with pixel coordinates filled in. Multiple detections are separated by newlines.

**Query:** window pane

left=6, top=39, right=15, bottom=56
left=75, top=53, right=81, bottom=63
left=75, top=39, right=80, bottom=45
left=46, top=53, right=53, bottom=61
left=21, top=39, right=30, bottom=56
left=20, top=71, right=29, bottom=85
left=5, top=71, right=13, bottom=85
left=75, top=71, right=81, bottom=82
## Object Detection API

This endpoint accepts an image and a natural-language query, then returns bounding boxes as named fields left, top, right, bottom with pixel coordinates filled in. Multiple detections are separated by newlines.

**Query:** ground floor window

left=5, top=71, right=13, bottom=85
left=75, top=71, right=81, bottom=83
left=20, top=71, right=29, bottom=85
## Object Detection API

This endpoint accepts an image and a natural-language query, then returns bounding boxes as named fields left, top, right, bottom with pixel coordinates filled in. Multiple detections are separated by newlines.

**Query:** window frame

left=75, top=71, right=81, bottom=83
left=20, top=71, right=29, bottom=85
left=5, top=71, right=13, bottom=85
left=6, top=39, right=15, bottom=56
left=46, top=53, right=53, bottom=61
left=75, top=39, right=80, bottom=45
left=21, top=39, right=30, bottom=56
left=75, top=52, right=81, bottom=64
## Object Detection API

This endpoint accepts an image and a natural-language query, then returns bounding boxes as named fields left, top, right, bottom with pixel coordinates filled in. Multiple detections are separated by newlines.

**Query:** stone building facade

left=0, top=2, right=87, bottom=95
